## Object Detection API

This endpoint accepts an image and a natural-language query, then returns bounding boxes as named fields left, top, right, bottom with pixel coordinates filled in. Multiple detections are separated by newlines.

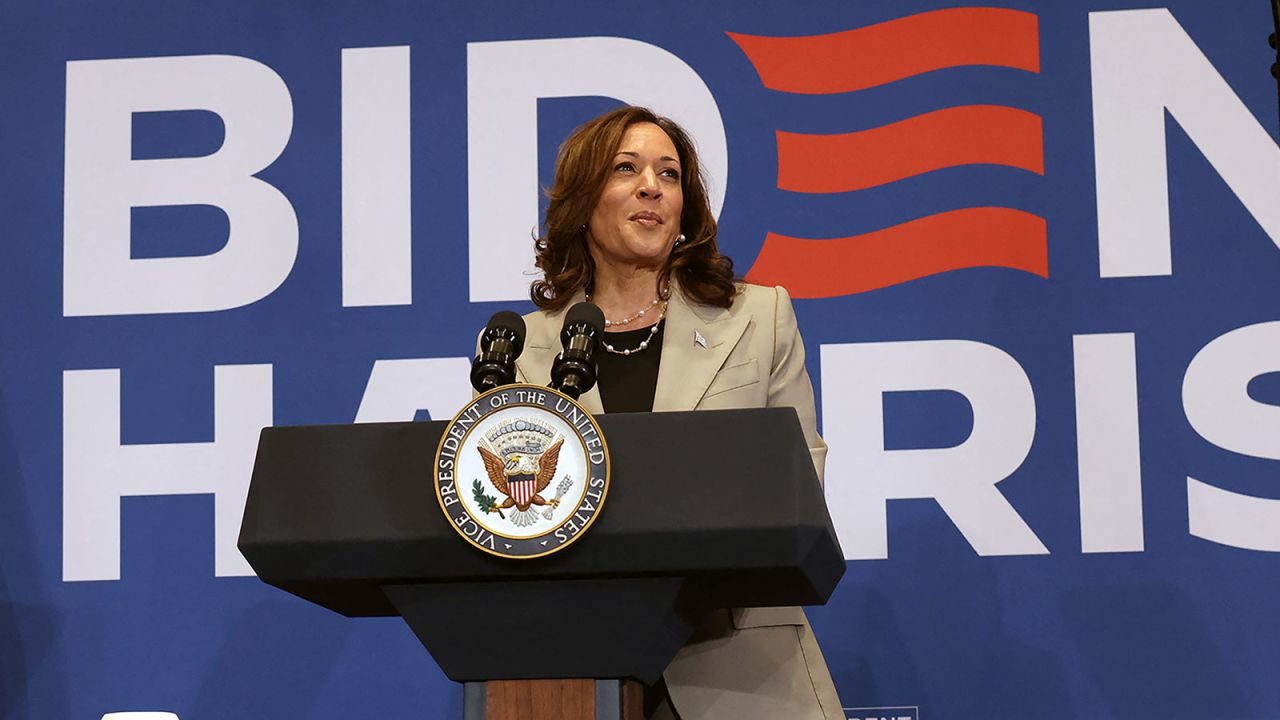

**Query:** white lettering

left=1090, top=9, right=1280, bottom=277
left=1184, top=321, right=1280, bottom=550
left=354, top=357, right=470, bottom=422
left=1074, top=333, right=1145, bottom=553
left=63, top=365, right=272, bottom=581
left=822, top=340, right=1048, bottom=560
left=341, top=46, right=412, bottom=307
left=64, top=55, right=297, bottom=316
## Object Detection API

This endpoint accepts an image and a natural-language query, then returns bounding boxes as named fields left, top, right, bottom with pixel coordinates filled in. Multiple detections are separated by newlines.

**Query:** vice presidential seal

left=433, top=383, right=610, bottom=559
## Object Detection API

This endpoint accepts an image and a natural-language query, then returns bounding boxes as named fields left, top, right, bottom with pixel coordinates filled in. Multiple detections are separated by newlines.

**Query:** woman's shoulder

left=731, top=283, right=803, bottom=342
left=731, top=282, right=792, bottom=312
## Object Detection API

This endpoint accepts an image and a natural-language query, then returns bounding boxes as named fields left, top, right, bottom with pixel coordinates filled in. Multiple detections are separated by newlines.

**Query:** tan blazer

left=515, top=282, right=844, bottom=720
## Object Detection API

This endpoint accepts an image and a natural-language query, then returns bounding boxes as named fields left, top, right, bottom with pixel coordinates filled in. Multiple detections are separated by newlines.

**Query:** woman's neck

left=590, top=263, right=666, bottom=329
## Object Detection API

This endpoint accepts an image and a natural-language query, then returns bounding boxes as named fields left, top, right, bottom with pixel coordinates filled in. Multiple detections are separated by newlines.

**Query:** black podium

left=239, top=407, right=844, bottom=719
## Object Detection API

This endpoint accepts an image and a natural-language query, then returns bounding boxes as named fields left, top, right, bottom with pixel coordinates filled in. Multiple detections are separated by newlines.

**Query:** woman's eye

left=661, top=168, right=681, bottom=180
left=614, top=162, right=635, bottom=172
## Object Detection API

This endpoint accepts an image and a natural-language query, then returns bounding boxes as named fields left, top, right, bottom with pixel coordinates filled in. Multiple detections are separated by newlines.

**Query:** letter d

left=466, top=37, right=726, bottom=302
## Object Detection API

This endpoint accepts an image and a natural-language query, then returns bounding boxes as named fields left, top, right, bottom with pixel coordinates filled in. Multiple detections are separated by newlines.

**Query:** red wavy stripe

left=744, top=207, right=1048, bottom=298
left=728, top=8, right=1039, bottom=94
left=778, top=105, right=1043, bottom=193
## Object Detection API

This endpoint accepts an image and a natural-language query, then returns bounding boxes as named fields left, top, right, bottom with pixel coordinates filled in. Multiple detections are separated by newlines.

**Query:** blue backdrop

left=2, top=1, right=1279, bottom=718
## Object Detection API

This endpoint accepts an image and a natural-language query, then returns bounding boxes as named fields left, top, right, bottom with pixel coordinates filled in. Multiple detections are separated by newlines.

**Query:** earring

left=675, top=233, right=687, bottom=245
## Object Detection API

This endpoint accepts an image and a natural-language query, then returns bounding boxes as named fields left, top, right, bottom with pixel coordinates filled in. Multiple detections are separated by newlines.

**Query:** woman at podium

left=515, top=106, right=844, bottom=720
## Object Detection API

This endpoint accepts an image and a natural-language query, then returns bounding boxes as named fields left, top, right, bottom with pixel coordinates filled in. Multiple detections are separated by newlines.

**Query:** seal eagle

left=478, top=438, right=564, bottom=527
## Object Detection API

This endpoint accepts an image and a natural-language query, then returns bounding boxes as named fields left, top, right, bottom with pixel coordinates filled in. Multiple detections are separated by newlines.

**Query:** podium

left=239, top=407, right=844, bottom=719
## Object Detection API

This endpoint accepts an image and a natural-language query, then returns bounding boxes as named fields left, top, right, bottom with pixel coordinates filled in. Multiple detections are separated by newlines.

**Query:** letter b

left=64, top=54, right=297, bottom=316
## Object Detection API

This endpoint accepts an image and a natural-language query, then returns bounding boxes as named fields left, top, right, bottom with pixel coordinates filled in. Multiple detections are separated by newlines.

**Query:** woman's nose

left=637, top=169, right=662, bottom=199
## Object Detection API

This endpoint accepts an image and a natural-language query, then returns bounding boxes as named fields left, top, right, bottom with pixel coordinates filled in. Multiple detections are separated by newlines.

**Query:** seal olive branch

left=472, top=479, right=505, bottom=519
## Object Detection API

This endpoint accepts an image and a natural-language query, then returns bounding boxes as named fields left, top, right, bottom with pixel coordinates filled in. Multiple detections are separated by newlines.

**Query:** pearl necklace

left=600, top=303, right=667, bottom=356
left=587, top=283, right=668, bottom=328
left=599, top=296, right=661, bottom=328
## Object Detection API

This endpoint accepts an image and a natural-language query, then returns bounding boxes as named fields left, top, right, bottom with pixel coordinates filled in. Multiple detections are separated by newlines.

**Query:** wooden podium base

left=463, top=679, right=645, bottom=720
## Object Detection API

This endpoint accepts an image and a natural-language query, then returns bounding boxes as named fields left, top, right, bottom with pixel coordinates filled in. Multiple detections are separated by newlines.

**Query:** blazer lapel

left=653, top=285, right=750, bottom=412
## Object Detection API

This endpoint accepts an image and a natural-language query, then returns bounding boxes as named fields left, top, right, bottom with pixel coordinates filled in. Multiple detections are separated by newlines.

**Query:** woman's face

left=586, top=122, right=684, bottom=273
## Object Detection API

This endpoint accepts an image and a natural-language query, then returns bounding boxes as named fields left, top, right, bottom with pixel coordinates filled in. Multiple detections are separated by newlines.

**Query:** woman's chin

left=624, top=251, right=671, bottom=271
left=597, top=244, right=672, bottom=271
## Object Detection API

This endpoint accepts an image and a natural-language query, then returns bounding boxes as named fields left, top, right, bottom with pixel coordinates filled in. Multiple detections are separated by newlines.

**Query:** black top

left=595, top=320, right=665, bottom=413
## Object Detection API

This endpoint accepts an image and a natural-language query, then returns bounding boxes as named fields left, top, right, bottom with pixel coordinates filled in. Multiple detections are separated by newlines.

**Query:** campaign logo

left=730, top=7, right=1047, bottom=298
left=433, top=384, right=610, bottom=559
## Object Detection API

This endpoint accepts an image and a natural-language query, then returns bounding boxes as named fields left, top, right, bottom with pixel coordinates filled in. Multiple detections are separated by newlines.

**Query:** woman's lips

left=630, top=211, right=663, bottom=226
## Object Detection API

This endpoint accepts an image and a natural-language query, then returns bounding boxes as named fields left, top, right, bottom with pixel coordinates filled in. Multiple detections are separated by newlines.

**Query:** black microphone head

left=484, top=310, right=526, bottom=355
left=471, top=310, right=526, bottom=392
left=562, top=302, right=604, bottom=338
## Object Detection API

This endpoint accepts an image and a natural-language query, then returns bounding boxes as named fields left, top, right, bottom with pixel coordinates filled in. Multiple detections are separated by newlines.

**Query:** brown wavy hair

left=530, top=107, right=736, bottom=311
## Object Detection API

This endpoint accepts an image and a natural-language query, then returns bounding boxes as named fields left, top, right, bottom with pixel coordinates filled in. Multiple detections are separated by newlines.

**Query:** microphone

left=470, top=311, right=526, bottom=392
left=550, top=302, right=604, bottom=400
